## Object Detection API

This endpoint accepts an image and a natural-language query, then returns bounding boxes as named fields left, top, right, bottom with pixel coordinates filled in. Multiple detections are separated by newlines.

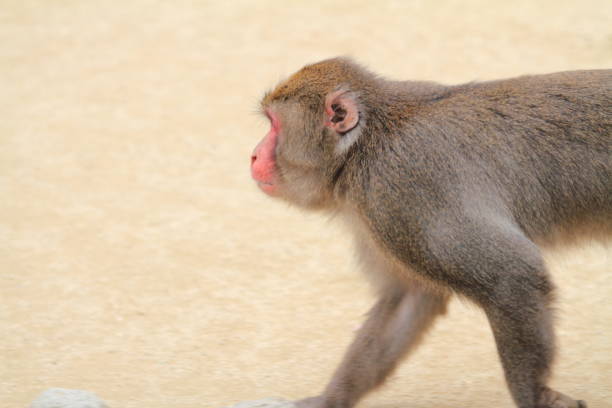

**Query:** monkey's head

left=251, top=58, right=370, bottom=210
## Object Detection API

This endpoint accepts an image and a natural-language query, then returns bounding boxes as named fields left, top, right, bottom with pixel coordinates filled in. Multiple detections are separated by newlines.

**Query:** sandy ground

left=1, top=1, right=611, bottom=407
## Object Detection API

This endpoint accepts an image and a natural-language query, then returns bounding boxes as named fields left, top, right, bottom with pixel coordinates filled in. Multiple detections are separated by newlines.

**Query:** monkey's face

left=251, top=102, right=333, bottom=209
left=251, top=91, right=361, bottom=210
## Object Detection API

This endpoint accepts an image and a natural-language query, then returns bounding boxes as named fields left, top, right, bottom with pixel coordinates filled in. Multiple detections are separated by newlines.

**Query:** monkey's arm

left=296, top=283, right=447, bottom=408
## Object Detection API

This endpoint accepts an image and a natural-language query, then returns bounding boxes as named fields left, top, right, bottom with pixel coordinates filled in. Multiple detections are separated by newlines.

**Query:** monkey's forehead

left=261, top=75, right=317, bottom=106
left=261, top=58, right=359, bottom=107
left=259, top=84, right=323, bottom=116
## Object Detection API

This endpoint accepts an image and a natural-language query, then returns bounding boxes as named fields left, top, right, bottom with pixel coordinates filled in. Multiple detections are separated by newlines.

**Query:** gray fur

left=256, top=58, right=609, bottom=408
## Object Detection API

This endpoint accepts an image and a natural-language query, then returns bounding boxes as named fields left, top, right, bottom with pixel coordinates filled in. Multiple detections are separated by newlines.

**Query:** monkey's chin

left=256, top=181, right=278, bottom=196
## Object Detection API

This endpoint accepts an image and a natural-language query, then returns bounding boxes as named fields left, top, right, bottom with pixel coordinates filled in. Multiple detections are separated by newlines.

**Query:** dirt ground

left=1, top=1, right=611, bottom=407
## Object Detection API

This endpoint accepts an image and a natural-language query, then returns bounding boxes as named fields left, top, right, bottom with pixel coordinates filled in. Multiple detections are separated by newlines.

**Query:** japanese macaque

left=250, top=57, right=611, bottom=408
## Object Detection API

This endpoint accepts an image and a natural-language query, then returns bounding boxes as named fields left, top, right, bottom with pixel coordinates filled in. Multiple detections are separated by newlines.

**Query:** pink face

left=251, top=109, right=280, bottom=195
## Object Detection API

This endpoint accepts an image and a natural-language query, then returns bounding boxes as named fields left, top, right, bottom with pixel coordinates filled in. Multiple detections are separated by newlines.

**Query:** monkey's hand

left=294, top=396, right=325, bottom=408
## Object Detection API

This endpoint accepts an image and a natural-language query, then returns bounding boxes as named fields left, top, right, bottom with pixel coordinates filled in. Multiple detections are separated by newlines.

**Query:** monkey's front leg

left=296, top=286, right=448, bottom=408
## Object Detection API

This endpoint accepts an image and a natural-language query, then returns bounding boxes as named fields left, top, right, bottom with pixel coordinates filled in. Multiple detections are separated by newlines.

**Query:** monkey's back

left=360, top=70, right=612, bottom=247
left=442, top=70, right=610, bottom=242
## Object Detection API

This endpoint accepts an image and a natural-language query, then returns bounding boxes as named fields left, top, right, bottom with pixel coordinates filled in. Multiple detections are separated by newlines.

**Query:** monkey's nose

left=250, top=134, right=277, bottom=194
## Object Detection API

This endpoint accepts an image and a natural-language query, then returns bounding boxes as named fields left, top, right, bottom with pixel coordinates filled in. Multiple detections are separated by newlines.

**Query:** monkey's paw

left=294, top=396, right=325, bottom=408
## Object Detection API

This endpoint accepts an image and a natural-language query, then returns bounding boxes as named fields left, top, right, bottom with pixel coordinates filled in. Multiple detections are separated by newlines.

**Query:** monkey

left=250, top=57, right=611, bottom=408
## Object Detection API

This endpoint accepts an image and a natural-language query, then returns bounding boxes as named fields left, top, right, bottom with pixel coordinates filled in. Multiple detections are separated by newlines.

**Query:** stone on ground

left=30, top=388, right=109, bottom=408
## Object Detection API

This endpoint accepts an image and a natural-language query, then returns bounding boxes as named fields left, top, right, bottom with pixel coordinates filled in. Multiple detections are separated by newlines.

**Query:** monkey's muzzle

left=251, top=117, right=279, bottom=196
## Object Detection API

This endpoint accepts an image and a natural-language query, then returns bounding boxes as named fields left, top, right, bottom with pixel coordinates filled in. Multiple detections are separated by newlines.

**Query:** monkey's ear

left=325, top=90, right=360, bottom=134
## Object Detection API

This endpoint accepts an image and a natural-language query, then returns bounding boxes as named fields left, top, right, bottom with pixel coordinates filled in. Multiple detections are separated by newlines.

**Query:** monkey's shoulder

left=391, top=70, right=612, bottom=151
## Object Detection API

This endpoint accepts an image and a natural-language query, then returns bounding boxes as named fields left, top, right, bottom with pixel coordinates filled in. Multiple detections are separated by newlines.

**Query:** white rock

left=30, top=388, right=109, bottom=408
left=224, top=398, right=296, bottom=408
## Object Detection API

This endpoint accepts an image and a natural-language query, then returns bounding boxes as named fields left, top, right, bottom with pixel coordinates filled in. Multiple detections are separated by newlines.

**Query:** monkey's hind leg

left=485, top=295, right=587, bottom=408
left=296, top=286, right=448, bottom=408
left=432, top=216, right=587, bottom=408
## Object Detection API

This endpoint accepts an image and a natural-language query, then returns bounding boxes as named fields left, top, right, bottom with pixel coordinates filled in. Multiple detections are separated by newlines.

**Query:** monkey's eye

left=331, top=103, right=347, bottom=124
left=265, top=109, right=280, bottom=133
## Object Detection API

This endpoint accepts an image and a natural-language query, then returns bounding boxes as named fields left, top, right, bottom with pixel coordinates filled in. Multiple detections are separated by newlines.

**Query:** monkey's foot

left=538, top=387, right=587, bottom=408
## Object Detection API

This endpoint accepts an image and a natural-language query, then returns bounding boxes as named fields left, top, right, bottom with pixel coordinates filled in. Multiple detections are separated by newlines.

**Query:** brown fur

left=252, top=57, right=611, bottom=408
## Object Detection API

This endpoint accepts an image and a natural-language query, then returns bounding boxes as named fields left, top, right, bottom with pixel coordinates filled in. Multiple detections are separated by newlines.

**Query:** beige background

left=1, top=1, right=611, bottom=407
